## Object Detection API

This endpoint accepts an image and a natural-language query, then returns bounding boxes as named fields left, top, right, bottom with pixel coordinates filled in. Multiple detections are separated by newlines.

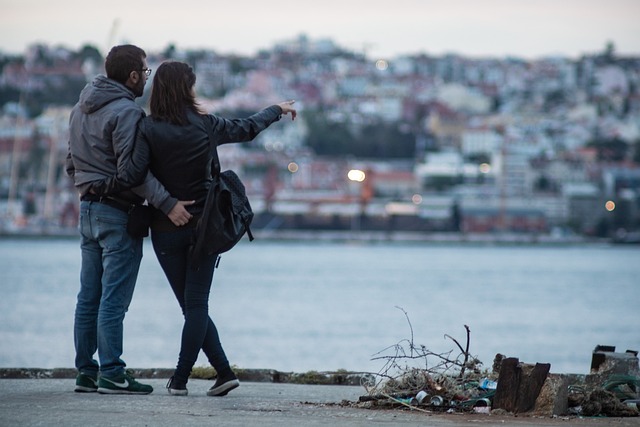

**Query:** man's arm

left=132, top=173, right=194, bottom=226
left=88, top=107, right=149, bottom=195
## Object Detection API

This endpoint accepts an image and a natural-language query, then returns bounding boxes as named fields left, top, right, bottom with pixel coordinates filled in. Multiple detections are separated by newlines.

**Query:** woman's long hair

left=149, top=61, right=205, bottom=125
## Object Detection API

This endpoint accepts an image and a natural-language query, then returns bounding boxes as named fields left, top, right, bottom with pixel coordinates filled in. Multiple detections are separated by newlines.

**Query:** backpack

left=191, top=118, right=254, bottom=269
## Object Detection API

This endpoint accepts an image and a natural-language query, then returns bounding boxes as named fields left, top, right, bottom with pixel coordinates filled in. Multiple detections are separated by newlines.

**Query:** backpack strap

left=203, top=115, right=221, bottom=177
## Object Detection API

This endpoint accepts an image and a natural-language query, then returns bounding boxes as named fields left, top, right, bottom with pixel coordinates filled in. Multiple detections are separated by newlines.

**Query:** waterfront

left=0, top=237, right=638, bottom=376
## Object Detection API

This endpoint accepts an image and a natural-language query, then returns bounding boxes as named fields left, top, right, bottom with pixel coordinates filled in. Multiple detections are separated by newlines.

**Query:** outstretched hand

left=277, top=100, right=297, bottom=120
left=168, top=200, right=195, bottom=226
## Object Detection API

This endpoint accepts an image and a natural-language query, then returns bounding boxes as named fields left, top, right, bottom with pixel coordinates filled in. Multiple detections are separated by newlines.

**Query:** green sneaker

left=74, top=373, right=98, bottom=393
left=97, top=369, right=153, bottom=395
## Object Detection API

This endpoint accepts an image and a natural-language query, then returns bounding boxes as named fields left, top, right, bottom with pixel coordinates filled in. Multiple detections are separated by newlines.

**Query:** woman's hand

left=277, top=100, right=297, bottom=120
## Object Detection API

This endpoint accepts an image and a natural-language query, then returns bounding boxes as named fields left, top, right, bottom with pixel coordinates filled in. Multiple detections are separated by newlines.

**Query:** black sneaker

left=207, top=373, right=239, bottom=397
left=166, top=376, right=188, bottom=396
left=97, top=369, right=153, bottom=395
left=74, top=373, right=98, bottom=392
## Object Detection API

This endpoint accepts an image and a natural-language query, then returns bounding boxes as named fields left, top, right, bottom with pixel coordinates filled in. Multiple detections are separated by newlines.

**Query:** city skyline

left=2, top=0, right=639, bottom=60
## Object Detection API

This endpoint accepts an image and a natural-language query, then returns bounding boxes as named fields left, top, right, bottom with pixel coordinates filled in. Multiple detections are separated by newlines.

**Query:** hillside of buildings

left=1, top=36, right=639, bottom=240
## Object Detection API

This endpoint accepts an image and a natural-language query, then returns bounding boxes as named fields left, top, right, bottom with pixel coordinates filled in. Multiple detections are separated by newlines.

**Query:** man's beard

left=133, top=79, right=145, bottom=97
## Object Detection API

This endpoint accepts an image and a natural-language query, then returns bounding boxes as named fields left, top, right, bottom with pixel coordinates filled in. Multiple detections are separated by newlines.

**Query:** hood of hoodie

left=79, top=75, right=135, bottom=114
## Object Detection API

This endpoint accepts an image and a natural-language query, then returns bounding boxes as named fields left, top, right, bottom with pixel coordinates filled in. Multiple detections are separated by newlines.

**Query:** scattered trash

left=415, top=390, right=429, bottom=404
left=603, top=374, right=640, bottom=401
left=474, top=398, right=492, bottom=407
left=429, top=395, right=444, bottom=406
left=581, top=389, right=639, bottom=417
left=479, top=378, right=497, bottom=390
left=563, top=345, right=640, bottom=417
left=624, top=399, right=640, bottom=410
left=394, top=397, right=416, bottom=406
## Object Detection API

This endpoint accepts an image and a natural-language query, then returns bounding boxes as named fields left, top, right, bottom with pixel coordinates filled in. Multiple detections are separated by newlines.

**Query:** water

left=0, top=237, right=638, bottom=376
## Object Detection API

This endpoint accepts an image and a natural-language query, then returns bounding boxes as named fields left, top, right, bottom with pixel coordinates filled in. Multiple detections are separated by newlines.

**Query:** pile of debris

left=359, top=345, right=639, bottom=418
left=567, top=345, right=640, bottom=417
left=358, top=366, right=497, bottom=413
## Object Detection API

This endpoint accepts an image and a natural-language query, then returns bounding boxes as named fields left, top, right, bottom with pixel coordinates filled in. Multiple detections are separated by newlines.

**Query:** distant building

left=462, top=206, right=547, bottom=233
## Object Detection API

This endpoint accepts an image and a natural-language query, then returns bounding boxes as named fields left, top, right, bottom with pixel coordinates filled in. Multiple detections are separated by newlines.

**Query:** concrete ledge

left=0, top=367, right=374, bottom=386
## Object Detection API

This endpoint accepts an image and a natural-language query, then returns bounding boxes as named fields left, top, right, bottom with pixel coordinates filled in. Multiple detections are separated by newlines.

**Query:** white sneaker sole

left=97, top=387, right=153, bottom=395
left=74, top=386, right=97, bottom=393
left=207, top=379, right=239, bottom=396
left=168, top=388, right=189, bottom=396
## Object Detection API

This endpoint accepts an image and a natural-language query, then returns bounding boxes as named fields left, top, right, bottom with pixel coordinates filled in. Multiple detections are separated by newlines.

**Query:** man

left=66, top=44, right=191, bottom=394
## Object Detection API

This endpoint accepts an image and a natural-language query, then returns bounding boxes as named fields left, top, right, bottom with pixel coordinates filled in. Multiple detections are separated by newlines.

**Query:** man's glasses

left=142, top=68, right=152, bottom=76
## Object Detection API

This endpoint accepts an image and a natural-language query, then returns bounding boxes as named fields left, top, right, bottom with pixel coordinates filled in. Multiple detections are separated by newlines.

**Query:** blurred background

left=0, top=0, right=639, bottom=239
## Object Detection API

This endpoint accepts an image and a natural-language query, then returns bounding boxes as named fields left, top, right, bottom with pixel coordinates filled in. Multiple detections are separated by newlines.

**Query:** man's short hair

left=105, top=44, right=147, bottom=85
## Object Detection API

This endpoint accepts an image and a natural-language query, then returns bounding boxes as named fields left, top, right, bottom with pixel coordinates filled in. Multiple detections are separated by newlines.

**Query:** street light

left=605, top=200, right=616, bottom=212
left=347, top=169, right=368, bottom=233
left=347, top=169, right=366, bottom=182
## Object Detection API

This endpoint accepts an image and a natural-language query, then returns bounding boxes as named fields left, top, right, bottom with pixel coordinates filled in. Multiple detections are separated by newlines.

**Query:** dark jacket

left=66, top=75, right=148, bottom=202
left=135, top=105, right=283, bottom=228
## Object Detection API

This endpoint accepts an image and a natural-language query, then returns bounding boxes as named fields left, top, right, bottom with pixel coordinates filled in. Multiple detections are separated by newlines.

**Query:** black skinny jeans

left=151, top=227, right=231, bottom=382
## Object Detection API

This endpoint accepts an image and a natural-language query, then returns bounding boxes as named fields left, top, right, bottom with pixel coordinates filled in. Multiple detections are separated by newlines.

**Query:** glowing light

left=347, top=169, right=366, bottom=182
left=288, top=162, right=299, bottom=173
left=605, top=200, right=616, bottom=211
left=479, top=163, right=491, bottom=173
left=375, top=59, right=388, bottom=71
left=386, top=202, right=417, bottom=215
left=412, top=194, right=423, bottom=204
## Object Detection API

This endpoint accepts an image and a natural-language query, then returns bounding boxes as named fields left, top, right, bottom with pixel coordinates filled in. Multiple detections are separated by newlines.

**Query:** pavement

left=1, top=378, right=639, bottom=427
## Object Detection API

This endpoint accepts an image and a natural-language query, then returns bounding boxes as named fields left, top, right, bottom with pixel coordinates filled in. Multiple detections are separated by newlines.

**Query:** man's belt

left=80, top=194, right=135, bottom=213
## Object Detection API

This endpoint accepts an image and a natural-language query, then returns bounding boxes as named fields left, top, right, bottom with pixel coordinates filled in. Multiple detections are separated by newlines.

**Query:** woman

left=136, top=61, right=296, bottom=396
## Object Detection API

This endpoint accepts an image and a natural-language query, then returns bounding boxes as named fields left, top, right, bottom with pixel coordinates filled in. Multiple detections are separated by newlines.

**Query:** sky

left=2, top=0, right=640, bottom=60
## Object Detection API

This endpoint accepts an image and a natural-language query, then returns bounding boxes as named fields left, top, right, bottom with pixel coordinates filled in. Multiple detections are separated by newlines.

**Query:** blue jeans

left=74, top=201, right=143, bottom=378
left=151, top=227, right=231, bottom=382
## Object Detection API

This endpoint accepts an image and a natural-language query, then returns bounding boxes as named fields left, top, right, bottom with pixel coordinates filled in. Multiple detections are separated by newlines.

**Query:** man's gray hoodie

left=66, top=75, right=176, bottom=214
